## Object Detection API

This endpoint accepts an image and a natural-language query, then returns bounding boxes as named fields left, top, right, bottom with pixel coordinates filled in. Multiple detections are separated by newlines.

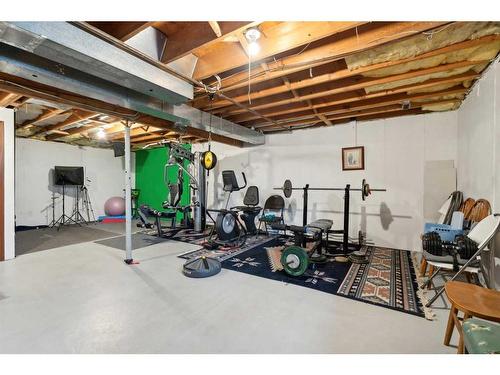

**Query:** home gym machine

left=273, top=179, right=387, bottom=276
left=138, top=141, right=216, bottom=236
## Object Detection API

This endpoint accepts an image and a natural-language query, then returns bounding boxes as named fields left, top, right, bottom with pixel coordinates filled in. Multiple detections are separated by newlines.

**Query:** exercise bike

left=206, top=170, right=262, bottom=247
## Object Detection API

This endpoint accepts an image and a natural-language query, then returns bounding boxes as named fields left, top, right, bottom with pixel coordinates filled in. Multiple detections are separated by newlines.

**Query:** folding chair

left=258, top=195, right=285, bottom=235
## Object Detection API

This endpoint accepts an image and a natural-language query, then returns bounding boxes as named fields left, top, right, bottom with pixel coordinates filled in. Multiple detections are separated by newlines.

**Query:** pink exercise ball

left=104, top=196, right=126, bottom=216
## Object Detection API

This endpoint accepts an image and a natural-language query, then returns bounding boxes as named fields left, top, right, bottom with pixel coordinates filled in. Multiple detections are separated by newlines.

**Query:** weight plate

left=283, top=179, right=292, bottom=198
left=222, top=213, right=236, bottom=234
left=309, top=254, right=327, bottom=264
left=215, top=212, right=239, bottom=241
left=280, top=246, right=308, bottom=276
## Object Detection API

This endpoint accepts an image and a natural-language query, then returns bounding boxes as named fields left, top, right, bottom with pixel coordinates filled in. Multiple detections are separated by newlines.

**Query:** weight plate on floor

left=281, top=246, right=308, bottom=276
left=309, top=254, right=327, bottom=264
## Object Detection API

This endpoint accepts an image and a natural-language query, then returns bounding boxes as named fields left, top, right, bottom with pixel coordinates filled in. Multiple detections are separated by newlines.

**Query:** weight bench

left=273, top=219, right=333, bottom=276
left=273, top=219, right=333, bottom=244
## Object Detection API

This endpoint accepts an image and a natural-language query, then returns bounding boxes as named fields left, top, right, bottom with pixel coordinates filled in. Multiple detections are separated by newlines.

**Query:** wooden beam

left=46, top=121, right=104, bottom=141
left=118, top=128, right=175, bottom=140
left=264, top=108, right=432, bottom=133
left=18, top=108, right=67, bottom=131
left=219, top=66, right=481, bottom=117
left=36, top=110, right=96, bottom=138
left=193, top=21, right=367, bottom=80
left=228, top=76, right=475, bottom=123
left=9, top=96, right=30, bottom=108
left=0, top=93, right=22, bottom=107
left=197, top=22, right=449, bottom=92
left=161, top=21, right=257, bottom=63
left=262, top=99, right=458, bottom=131
left=86, top=22, right=153, bottom=41
left=195, top=34, right=500, bottom=110
left=248, top=86, right=468, bottom=127
left=208, top=22, right=222, bottom=38
left=130, top=133, right=180, bottom=144
left=0, top=72, right=243, bottom=147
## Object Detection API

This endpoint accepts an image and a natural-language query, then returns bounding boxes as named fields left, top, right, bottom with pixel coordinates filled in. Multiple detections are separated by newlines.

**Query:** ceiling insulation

left=412, top=92, right=465, bottom=103
left=421, top=101, right=460, bottom=112
left=345, top=22, right=500, bottom=71
left=364, top=65, right=481, bottom=93
left=361, top=40, right=500, bottom=78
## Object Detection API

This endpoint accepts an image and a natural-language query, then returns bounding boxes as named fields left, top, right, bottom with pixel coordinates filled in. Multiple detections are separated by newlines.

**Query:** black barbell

left=275, top=178, right=386, bottom=201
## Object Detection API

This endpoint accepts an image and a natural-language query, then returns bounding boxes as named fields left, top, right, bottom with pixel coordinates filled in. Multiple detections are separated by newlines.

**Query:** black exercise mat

left=15, top=225, right=119, bottom=256
left=95, top=233, right=169, bottom=251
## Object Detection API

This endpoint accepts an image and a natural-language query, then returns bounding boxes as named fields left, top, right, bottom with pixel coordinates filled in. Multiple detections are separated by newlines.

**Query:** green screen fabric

left=135, top=144, right=191, bottom=222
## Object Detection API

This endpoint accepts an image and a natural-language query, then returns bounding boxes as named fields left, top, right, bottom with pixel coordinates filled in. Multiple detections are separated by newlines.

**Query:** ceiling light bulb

left=245, top=28, right=261, bottom=42
left=248, top=41, right=260, bottom=56
left=97, top=128, right=106, bottom=139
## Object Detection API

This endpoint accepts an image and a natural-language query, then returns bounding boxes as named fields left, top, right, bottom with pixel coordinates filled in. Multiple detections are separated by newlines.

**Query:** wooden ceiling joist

left=46, top=120, right=106, bottom=141
left=0, top=92, right=22, bottom=107
left=217, top=61, right=482, bottom=118
left=86, top=21, right=153, bottom=41
left=228, top=72, right=478, bottom=123
left=266, top=99, right=460, bottom=129
left=160, top=21, right=256, bottom=63
left=261, top=99, right=459, bottom=131
left=195, top=34, right=499, bottom=110
left=196, top=21, right=449, bottom=95
left=34, top=110, right=97, bottom=137
left=17, top=108, right=67, bottom=131
left=193, top=21, right=368, bottom=80
left=249, top=86, right=469, bottom=128
left=0, top=72, right=241, bottom=147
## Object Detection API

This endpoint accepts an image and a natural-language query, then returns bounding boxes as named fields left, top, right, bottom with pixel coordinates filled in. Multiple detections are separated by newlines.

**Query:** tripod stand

left=69, top=185, right=88, bottom=224
left=52, top=183, right=80, bottom=230
left=48, top=192, right=60, bottom=227
left=81, top=185, right=96, bottom=223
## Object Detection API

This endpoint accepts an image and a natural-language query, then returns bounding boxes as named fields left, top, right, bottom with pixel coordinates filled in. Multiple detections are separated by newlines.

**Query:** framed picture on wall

left=342, top=146, right=365, bottom=171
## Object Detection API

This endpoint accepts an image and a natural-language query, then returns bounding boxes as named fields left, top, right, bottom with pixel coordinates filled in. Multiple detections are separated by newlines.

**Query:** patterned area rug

left=217, top=238, right=427, bottom=318
left=337, top=247, right=423, bottom=317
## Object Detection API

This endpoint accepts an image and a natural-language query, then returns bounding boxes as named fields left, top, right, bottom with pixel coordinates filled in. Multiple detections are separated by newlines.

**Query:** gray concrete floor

left=0, top=223, right=457, bottom=354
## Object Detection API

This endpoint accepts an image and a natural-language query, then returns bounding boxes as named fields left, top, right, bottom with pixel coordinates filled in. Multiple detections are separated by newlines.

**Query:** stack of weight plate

left=348, top=250, right=369, bottom=264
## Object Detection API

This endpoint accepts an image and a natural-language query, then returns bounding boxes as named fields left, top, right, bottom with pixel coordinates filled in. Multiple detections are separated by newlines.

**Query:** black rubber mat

left=95, top=233, right=169, bottom=250
left=15, top=225, right=119, bottom=256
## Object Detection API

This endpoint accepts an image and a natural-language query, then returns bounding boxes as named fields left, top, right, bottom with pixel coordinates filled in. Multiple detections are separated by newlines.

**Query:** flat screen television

left=54, top=166, right=84, bottom=186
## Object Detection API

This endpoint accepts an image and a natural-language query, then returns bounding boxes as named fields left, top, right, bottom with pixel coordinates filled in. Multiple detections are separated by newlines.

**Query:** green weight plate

left=281, top=246, right=308, bottom=276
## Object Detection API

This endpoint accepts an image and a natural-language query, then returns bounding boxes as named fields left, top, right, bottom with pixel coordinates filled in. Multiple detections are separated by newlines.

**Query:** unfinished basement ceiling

left=1, top=21, right=499, bottom=147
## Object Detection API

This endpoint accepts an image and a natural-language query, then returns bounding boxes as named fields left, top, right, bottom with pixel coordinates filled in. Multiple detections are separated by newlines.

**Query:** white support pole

left=124, top=121, right=133, bottom=262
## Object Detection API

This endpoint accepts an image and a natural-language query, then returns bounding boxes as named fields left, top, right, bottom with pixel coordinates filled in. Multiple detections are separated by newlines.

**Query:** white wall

left=194, top=110, right=458, bottom=251
left=0, top=108, right=15, bottom=260
left=457, top=60, right=499, bottom=205
left=457, top=59, right=499, bottom=288
left=15, top=138, right=135, bottom=227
